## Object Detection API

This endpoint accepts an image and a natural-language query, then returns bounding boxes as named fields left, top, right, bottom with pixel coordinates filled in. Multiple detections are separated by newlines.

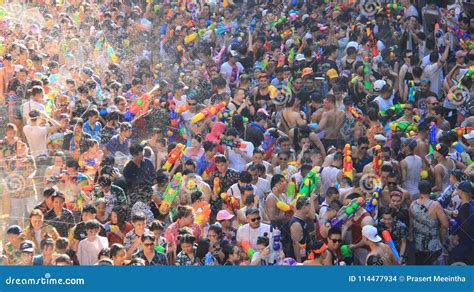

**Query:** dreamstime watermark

left=4, top=273, right=85, bottom=286
left=262, top=0, right=286, bottom=25
left=5, top=172, right=26, bottom=193
left=359, top=0, right=382, bottom=17
left=359, top=173, right=382, bottom=193
left=447, top=84, right=470, bottom=106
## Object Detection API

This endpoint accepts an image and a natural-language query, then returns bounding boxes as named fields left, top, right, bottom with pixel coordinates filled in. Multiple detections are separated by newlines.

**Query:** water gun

left=268, top=228, right=282, bottom=265
left=450, top=25, right=474, bottom=50
left=362, top=57, right=371, bottom=90
left=276, top=201, right=294, bottom=213
left=184, top=32, right=198, bottom=44
left=221, top=193, right=240, bottom=210
left=331, top=197, right=366, bottom=227
left=429, top=122, right=437, bottom=154
left=288, top=10, right=299, bottom=22
left=129, top=93, right=152, bottom=115
left=153, top=63, right=162, bottom=81
left=176, top=103, right=190, bottom=114
left=159, top=173, right=182, bottom=214
left=407, top=80, right=415, bottom=103
left=366, top=23, right=378, bottom=57
left=262, top=132, right=274, bottom=160
left=249, top=17, right=256, bottom=32
left=45, top=90, right=58, bottom=117
left=341, top=245, right=352, bottom=258
left=372, top=145, right=382, bottom=177
left=163, top=143, right=186, bottom=171
left=379, top=104, right=406, bottom=118
left=381, top=230, right=400, bottom=262
left=365, top=187, right=381, bottom=213
left=241, top=240, right=255, bottom=258
left=434, top=23, right=446, bottom=54
left=343, top=144, right=353, bottom=181
left=308, top=123, right=318, bottom=129
left=195, top=204, right=211, bottom=226
left=298, top=167, right=319, bottom=197
left=454, top=127, right=474, bottom=137
left=216, top=109, right=233, bottom=123
left=191, top=101, right=226, bottom=123
left=452, top=142, right=473, bottom=165
left=348, top=106, right=363, bottom=121
left=220, top=139, right=247, bottom=149
left=154, top=245, right=165, bottom=253
left=179, top=124, right=189, bottom=140
left=213, top=177, right=220, bottom=197
left=105, top=44, right=119, bottom=63
left=288, top=47, right=295, bottom=65
left=287, top=179, right=296, bottom=198
left=271, top=16, right=286, bottom=28
left=168, top=92, right=178, bottom=127
left=449, top=218, right=460, bottom=235
left=203, top=160, right=216, bottom=180
left=389, top=121, right=417, bottom=133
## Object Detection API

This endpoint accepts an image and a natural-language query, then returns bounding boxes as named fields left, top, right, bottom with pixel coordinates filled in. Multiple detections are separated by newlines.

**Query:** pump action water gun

left=372, top=145, right=382, bottom=177
left=429, top=122, right=437, bottom=154
left=452, top=142, right=473, bottom=165
left=262, top=132, right=274, bottom=160
left=191, top=101, right=226, bottom=123
left=213, top=177, right=221, bottom=197
left=343, top=144, right=353, bottom=181
left=382, top=230, right=400, bottom=262
left=163, top=143, right=186, bottom=171
left=221, top=193, right=240, bottom=210
left=379, top=104, right=406, bottom=119
left=365, top=187, right=381, bottom=213
left=159, top=173, right=182, bottom=214
left=287, top=179, right=296, bottom=198
left=454, top=127, right=474, bottom=137
left=330, top=197, right=366, bottom=228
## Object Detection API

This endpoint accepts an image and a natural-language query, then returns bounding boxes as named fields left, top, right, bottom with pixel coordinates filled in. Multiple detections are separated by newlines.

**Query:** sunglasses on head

left=250, top=217, right=261, bottom=222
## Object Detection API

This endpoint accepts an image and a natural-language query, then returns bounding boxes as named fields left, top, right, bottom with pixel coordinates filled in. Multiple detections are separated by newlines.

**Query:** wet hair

left=178, top=233, right=196, bottom=244
left=176, top=205, right=194, bottom=220
left=110, top=244, right=125, bottom=258
left=149, top=220, right=165, bottom=232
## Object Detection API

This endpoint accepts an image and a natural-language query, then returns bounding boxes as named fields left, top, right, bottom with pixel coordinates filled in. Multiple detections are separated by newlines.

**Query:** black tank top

left=287, top=216, right=309, bottom=259
left=255, top=88, right=270, bottom=102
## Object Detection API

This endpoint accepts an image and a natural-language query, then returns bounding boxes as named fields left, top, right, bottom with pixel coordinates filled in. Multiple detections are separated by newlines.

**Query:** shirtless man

left=314, top=95, right=345, bottom=149
left=362, top=225, right=400, bottom=265
left=264, top=174, right=291, bottom=230
left=280, top=95, right=307, bottom=138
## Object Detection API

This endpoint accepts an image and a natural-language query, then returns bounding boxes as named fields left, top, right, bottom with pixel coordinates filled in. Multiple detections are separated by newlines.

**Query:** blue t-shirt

left=83, top=120, right=102, bottom=142
left=105, top=135, right=130, bottom=156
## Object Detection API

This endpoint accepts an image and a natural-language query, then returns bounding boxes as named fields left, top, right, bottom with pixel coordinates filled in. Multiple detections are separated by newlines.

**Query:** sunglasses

left=330, top=239, right=342, bottom=243
left=143, top=243, right=154, bottom=247
left=428, top=102, right=439, bottom=105
left=188, top=102, right=197, bottom=105
left=387, top=182, right=397, bottom=186
left=250, top=217, right=261, bottom=222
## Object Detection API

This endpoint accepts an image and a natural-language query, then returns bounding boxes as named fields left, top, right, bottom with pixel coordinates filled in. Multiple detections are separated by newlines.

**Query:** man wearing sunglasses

left=381, top=171, right=411, bottom=208
left=236, top=207, right=270, bottom=250
left=326, top=227, right=344, bottom=266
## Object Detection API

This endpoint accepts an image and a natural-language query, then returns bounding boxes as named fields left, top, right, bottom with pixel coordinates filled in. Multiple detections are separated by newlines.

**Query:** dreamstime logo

left=359, top=173, right=381, bottom=193
left=359, top=0, right=382, bottom=17
left=5, top=173, right=25, bottom=193
left=262, top=0, right=286, bottom=25
left=447, top=84, right=470, bottom=106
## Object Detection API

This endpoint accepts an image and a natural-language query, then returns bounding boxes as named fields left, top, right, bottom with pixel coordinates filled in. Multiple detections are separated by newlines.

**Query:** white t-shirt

left=220, top=61, right=244, bottom=85
left=174, top=95, right=192, bottom=122
left=77, top=236, right=109, bottom=266
left=422, top=62, right=441, bottom=95
left=23, top=125, right=48, bottom=157
left=374, top=95, right=394, bottom=111
left=22, top=100, right=45, bottom=123
left=228, top=140, right=254, bottom=172
left=236, top=223, right=271, bottom=250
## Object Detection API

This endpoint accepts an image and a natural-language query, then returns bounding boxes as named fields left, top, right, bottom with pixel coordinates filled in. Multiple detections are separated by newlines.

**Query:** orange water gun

left=276, top=201, right=294, bottom=213
left=343, top=144, right=353, bottom=181
left=348, top=106, right=363, bottom=121
left=191, top=101, right=226, bottom=123
left=195, top=204, right=211, bottom=226
left=241, top=240, right=255, bottom=258
left=454, top=127, right=474, bottom=137
left=213, top=177, right=221, bottom=197
left=176, top=103, right=190, bottom=114
left=163, top=143, right=186, bottom=171
left=221, top=193, right=240, bottom=210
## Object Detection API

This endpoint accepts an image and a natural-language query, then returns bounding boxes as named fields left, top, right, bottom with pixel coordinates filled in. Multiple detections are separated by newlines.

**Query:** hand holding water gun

left=220, top=139, right=247, bottom=149
left=343, top=144, right=353, bottom=181
left=379, top=104, right=406, bottom=118
left=159, top=173, right=182, bottom=214
left=276, top=201, right=294, bottom=215
left=381, top=230, right=400, bottom=262
left=429, top=122, right=437, bottom=153
left=163, top=143, right=186, bottom=171
left=262, top=132, right=274, bottom=160
left=365, top=187, right=381, bottom=213
left=331, top=197, right=365, bottom=228
left=176, top=103, right=190, bottom=114
left=452, top=142, right=473, bottom=165
left=348, top=106, right=364, bottom=121
left=129, top=92, right=152, bottom=115
left=191, top=101, right=226, bottom=123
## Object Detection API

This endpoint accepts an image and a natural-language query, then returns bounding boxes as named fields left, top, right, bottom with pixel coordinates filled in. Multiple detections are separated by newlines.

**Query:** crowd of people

left=0, top=0, right=473, bottom=266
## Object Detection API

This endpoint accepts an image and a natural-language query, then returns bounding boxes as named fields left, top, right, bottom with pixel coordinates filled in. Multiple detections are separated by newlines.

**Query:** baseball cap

left=400, top=137, right=417, bottom=148
left=373, top=80, right=387, bottom=92
left=216, top=210, right=235, bottom=221
left=326, top=69, right=338, bottom=79
left=295, top=54, right=305, bottom=61
left=463, top=130, right=474, bottom=140
left=230, top=50, right=240, bottom=57
left=29, top=110, right=40, bottom=120
left=20, top=240, right=35, bottom=253
left=374, top=134, right=387, bottom=142
left=301, top=67, right=313, bottom=79
left=7, top=225, right=22, bottom=235
left=362, top=225, right=381, bottom=242
left=245, top=207, right=259, bottom=216
left=457, top=181, right=473, bottom=195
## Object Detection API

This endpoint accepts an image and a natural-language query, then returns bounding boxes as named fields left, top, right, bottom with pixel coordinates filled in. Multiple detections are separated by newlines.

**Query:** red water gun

left=163, top=143, right=186, bottom=171
left=348, top=106, right=363, bottom=121
left=372, top=145, right=382, bottom=176
left=241, top=240, right=255, bottom=258
left=343, top=144, right=353, bottom=181
left=191, top=101, right=226, bottom=123
left=129, top=93, right=152, bottom=115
